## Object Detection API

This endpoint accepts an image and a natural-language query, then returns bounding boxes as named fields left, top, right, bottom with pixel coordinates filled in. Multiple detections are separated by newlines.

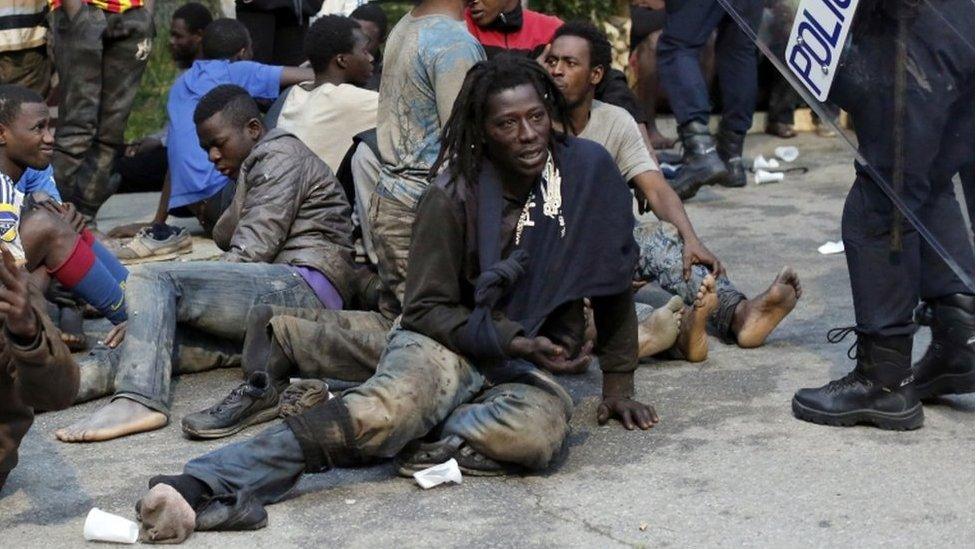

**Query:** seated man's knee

left=20, top=207, right=77, bottom=268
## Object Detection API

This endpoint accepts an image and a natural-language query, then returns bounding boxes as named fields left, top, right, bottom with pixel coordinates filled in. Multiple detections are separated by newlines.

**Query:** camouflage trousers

left=0, top=46, right=52, bottom=96
left=49, top=4, right=153, bottom=218
left=633, top=220, right=746, bottom=340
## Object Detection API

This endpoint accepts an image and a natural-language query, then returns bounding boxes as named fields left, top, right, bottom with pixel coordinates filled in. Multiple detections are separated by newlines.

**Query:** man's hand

left=38, top=200, right=86, bottom=233
left=125, top=137, right=162, bottom=158
left=508, top=336, right=592, bottom=375
left=682, top=238, right=725, bottom=280
left=597, top=396, right=659, bottom=430
left=0, top=244, right=38, bottom=341
left=104, top=321, right=126, bottom=348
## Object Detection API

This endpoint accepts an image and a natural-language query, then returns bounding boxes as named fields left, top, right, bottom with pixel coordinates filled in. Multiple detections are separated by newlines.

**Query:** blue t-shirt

left=16, top=166, right=61, bottom=201
left=166, top=59, right=284, bottom=209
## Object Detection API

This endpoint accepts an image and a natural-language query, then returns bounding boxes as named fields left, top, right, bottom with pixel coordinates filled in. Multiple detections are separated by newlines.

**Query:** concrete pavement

left=0, top=132, right=972, bottom=548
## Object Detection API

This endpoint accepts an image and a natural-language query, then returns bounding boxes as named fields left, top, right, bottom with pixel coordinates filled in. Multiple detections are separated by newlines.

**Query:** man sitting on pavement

left=0, top=241, right=78, bottom=494
left=115, top=18, right=315, bottom=264
left=175, top=0, right=485, bottom=440
left=544, top=22, right=802, bottom=362
left=0, top=85, right=130, bottom=340
left=267, top=14, right=378, bottom=173
left=54, top=85, right=358, bottom=443
left=133, top=56, right=657, bottom=544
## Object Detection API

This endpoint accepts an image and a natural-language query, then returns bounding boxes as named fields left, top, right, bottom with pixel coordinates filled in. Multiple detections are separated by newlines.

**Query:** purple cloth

left=292, top=266, right=343, bottom=310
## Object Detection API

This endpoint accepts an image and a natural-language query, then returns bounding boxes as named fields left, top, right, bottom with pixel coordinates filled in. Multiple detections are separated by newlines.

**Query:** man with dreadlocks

left=131, top=55, right=656, bottom=544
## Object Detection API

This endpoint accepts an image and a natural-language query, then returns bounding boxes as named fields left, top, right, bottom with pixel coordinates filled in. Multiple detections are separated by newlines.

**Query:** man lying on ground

left=0, top=85, right=130, bottom=346
left=134, top=55, right=656, bottom=544
left=177, top=0, right=486, bottom=440
left=115, top=18, right=314, bottom=264
left=544, top=22, right=802, bottom=361
left=54, top=85, right=358, bottom=443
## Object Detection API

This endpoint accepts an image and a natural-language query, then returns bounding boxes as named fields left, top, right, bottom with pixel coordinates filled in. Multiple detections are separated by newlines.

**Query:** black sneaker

left=792, top=331, right=923, bottom=430
left=181, top=372, right=281, bottom=440
left=396, top=435, right=509, bottom=477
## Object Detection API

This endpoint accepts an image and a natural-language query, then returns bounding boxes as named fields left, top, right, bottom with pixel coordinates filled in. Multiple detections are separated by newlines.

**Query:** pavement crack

left=517, top=482, right=640, bottom=548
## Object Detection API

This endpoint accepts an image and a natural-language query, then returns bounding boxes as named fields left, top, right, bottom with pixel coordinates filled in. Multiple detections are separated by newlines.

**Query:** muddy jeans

left=633, top=221, right=746, bottom=340
left=109, top=262, right=323, bottom=415
left=368, top=192, right=414, bottom=319
left=181, top=329, right=573, bottom=529
left=245, top=305, right=393, bottom=384
left=50, top=4, right=153, bottom=217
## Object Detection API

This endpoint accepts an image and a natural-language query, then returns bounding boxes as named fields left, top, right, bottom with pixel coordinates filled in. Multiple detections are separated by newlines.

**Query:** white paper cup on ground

left=83, top=507, right=139, bottom=544
left=413, top=458, right=463, bottom=489
left=754, top=169, right=785, bottom=185
left=774, top=146, right=799, bottom=162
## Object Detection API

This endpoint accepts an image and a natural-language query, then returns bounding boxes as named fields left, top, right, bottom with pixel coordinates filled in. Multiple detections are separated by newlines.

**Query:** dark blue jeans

left=657, top=0, right=762, bottom=134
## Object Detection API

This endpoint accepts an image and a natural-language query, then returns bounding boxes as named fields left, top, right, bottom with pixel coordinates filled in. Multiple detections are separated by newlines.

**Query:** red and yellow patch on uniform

left=48, top=0, right=144, bottom=13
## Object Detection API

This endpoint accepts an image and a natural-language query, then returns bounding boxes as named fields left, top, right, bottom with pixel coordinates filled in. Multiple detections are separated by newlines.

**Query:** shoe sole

left=182, top=405, right=281, bottom=440
left=791, top=398, right=924, bottom=431
left=915, top=372, right=975, bottom=400
left=119, top=244, right=193, bottom=266
left=673, top=168, right=730, bottom=200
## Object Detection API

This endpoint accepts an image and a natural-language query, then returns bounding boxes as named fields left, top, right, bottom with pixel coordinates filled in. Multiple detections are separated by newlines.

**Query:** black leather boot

left=716, top=128, right=747, bottom=188
left=669, top=121, right=729, bottom=200
left=792, top=331, right=923, bottom=430
left=913, top=294, right=975, bottom=399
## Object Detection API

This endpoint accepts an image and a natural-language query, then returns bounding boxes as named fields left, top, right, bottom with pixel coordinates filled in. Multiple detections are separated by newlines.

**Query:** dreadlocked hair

left=430, top=53, right=572, bottom=186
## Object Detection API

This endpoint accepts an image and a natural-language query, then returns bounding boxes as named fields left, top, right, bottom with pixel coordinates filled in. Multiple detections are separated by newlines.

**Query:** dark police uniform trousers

left=656, top=0, right=763, bottom=135
left=829, top=0, right=975, bottom=338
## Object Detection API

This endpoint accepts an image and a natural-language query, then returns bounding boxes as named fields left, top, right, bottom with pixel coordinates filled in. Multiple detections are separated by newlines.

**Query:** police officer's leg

left=714, top=0, right=762, bottom=187
left=913, top=91, right=975, bottom=398
left=656, top=0, right=729, bottom=198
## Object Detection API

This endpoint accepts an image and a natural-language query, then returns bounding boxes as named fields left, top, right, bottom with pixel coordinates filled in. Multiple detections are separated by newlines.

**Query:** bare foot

left=648, top=129, right=677, bottom=150
left=137, top=484, right=196, bottom=544
left=637, top=296, right=683, bottom=358
left=674, top=274, right=719, bottom=363
left=55, top=398, right=167, bottom=442
left=733, top=266, right=802, bottom=348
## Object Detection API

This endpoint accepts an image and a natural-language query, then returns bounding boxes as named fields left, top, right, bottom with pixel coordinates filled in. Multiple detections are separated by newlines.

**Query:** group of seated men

left=0, top=0, right=803, bottom=543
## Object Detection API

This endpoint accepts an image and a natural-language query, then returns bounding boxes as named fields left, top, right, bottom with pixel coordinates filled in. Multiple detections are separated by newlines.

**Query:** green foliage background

left=125, top=0, right=615, bottom=140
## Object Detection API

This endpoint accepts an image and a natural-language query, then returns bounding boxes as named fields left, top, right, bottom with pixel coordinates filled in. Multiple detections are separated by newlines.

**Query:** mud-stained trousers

left=49, top=4, right=153, bottom=218
left=633, top=221, right=746, bottom=341
left=179, top=328, right=573, bottom=530
left=243, top=305, right=393, bottom=385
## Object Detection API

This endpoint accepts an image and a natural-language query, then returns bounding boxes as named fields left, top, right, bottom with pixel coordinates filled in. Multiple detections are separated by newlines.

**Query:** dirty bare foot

left=733, top=266, right=802, bottom=348
left=55, top=398, right=167, bottom=442
left=637, top=296, right=683, bottom=358
left=137, top=484, right=196, bottom=544
left=674, top=274, right=718, bottom=363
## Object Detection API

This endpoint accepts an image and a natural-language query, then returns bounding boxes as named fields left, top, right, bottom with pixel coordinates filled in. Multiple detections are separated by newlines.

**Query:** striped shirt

left=48, top=0, right=144, bottom=14
left=0, top=1, right=48, bottom=53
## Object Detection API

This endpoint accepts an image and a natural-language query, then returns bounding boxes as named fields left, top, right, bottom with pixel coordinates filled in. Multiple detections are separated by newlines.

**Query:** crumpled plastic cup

left=753, top=154, right=780, bottom=170
left=83, top=507, right=139, bottom=544
left=413, top=458, right=463, bottom=490
left=754, top=169, right=785, bottom=185
left=775, top=146, right=800, bottom=162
